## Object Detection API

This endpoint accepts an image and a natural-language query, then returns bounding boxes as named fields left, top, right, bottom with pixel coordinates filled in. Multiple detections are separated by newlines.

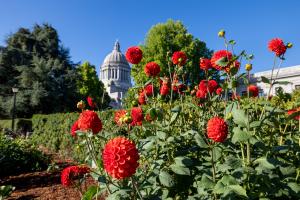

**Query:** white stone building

left=237, top=65, right=300, bottom=96
left=99, top=41, right=131, bottom=108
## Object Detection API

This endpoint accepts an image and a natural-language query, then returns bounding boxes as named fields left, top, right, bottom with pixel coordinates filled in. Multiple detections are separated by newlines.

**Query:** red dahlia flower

left=70, top=120, right=79, bottom=137
left=216, top=87, right=223, bottom=95
left=211, top=50, right=232, bottom=71
left=196, top=88, right=207, bottom=99
left=102, top=137, right=139, bottom=179
left=144, top=62, right=161, bottom=77
left=114, top=110, right=127, bottom=126
left=160, top=84, right=170, bottom=96
left=131, top=107, right=144, bottom=126
left=61, top=165, right=90, bottom=187
left=200, top=58, right=212, bottom=71
left=125, top=46, right=143, bottom=64
left=144, top=84, right=154, bottom=96
left=138, top=92, right=146, bottom=105
left=268, top=38, right=287, bottom=57
left=248, top=85, right=259, bottom=97
left=172, top=51, right=187, bottom=66
left=87, top=96, right=96, bottom=109
left=77, top=110, right=102, bottom=134
left=198, top=80, right=218, bottom=94
left=207, top=117, right=228, bottom=143
left=287, top=108, right=300, bottom=120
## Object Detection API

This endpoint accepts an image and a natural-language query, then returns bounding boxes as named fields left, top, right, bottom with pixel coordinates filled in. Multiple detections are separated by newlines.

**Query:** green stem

left=131, top=177, right=143, bottom=200
left=246, top=142, right=251, bottom=165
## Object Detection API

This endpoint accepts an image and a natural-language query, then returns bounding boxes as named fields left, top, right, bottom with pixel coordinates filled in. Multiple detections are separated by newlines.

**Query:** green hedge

left=30, top=110, right=115, bottom=161
left=0, top=118, right=32, bottom=132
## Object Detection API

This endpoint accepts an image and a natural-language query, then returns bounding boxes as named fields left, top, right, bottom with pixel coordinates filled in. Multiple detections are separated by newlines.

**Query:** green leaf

left=198, top=175, right=215, bottom=189
left=174, top=156, right=193, bottom=167
left=106, top=190, right=131, bottom=200
left=216, top=57, right=229, bottom=67
left=195, top=133, right=208, bottom=148
left=229, top=40, right=236, bottom=45
left=82, top=185, right=98, bottom=200
left=232, top=109, right=248, bottom=127
left=159, top=171, right=175, bottom=187
left=171, top=105, right=181, bottom=112
left=220, top=175, right=239, bottom=185
left=250, top=121, right=261, bottom=128
left=232, top=127, right=251, bottom=144
left=169, top=112, right=180, bottom=125
left=157, top=131, right=167, bottom=140
left=287, top=182, right=300, bottom=193
left=228, top=185, right=248, bottom=197
left=254, top=157, right=275, bottom=170
left=261, top=76, right=270, bottom=84
left=225, top=156, right=243, bottom=169
left=273, top=81, right=290, bottom=85
left=170, top=164, right=190, bottom=175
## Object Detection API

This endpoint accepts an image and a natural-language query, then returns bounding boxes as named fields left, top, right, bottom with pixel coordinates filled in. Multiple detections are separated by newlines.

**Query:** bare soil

left=0, top=147, right=97, bottom=200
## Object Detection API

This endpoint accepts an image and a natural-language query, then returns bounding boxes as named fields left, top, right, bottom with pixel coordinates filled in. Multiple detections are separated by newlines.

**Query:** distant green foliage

left=131, top=19, right=215, bottom=86
left=0, top=133, right=49, bottom=177
left=30, top=109, right=116, bottom=161
left=0, top=118, right=32, bottom=132
left=0, top=24, right=79, bottom=118
left=76, top=62, right=111, bottom=109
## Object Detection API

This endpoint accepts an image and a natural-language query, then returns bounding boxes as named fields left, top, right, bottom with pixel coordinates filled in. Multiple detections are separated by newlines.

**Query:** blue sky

left=0, top=0, right=299, bottom=74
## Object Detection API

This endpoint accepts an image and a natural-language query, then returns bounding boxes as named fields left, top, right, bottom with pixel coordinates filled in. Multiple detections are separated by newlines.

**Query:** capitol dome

left=103, top=42, right=129, bottom=65
left=99, top=41, right=132, bottom=108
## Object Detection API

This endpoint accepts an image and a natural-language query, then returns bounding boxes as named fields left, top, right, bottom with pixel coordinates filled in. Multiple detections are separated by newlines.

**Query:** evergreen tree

left=0, top=24, right=79, bottom=117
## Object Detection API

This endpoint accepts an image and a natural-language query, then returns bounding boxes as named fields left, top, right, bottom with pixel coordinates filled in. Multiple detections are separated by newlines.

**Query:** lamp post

left=11, top=87, right=19, bottom=131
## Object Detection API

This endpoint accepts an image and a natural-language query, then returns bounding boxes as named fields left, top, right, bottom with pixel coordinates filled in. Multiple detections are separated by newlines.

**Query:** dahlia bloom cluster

left=211, top=50, right=240, bottom=73
left=207, top=117, right=228, bottom=143
left=138, top=84, right=154, bottom=105
left=144, top=62, right=161, bottom=77
left=102, top=137, right=139, bottom=179
left=268, top=38, right=287, bottom=57
left=61, top=165, right=90, bottom=187
left=172, top=51, right=187, bottom=66
left=126, top=46, right=143, bottom=64
left=196, top=80, right=219, bottom=99
left=70, top=110, right=103, bottom=136
left=131, top=107, right=144, bottom=126
left=114, top=109, right=128, bottom=126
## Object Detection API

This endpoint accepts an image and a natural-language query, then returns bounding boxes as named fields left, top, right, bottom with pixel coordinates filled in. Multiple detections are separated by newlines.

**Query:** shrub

left=30, top=110, right=116, bottom=161
left=0, top=133, right=49, bottom=177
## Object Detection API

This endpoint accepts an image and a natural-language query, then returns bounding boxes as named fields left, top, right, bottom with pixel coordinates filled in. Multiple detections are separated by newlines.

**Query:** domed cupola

left=99, top=41, right=132, bottom=108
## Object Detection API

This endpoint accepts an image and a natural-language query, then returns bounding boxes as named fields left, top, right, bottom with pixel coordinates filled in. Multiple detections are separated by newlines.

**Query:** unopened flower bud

left=245, top=63, right=252, bottom=71
left=287, top=42, right=293, bottom=48
left=218, top=30, right=225, bottom=38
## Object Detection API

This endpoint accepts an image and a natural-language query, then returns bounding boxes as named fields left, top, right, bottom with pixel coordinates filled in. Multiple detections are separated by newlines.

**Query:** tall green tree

left=131, top=19, right=215, bottom=86
left=76, top=61, right=110, bottom=109
left=0, top=24, right=79, bottom=117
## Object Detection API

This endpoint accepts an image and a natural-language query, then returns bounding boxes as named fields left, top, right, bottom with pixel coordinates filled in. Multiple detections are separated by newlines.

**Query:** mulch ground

left=0, top=147, right=97, bottom=200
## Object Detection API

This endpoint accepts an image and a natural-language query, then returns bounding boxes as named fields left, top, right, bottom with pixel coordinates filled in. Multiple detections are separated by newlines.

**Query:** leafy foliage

left=76, top=62, right=110, bottom=109
left=0, top=24, right=79, bottom=118
left=131, top=19, right=215, bottom=86
left=0, top=133, right=49, bottom=177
